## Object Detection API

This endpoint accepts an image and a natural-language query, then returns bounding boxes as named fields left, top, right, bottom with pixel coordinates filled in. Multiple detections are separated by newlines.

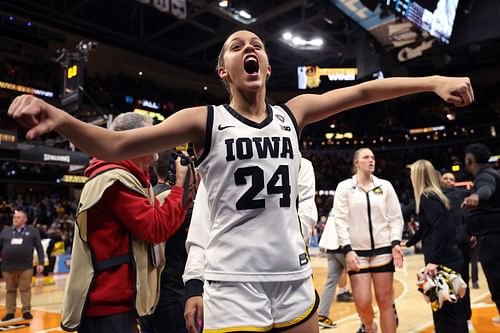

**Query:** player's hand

left=392, top=245, right=404, bottom=269
left=184, top=296, right=203, bottom=333
left=7, top=95, right=65, bottom=140
left=461, top=193, right=479, bottom=208
left=36, top=265, right=44, bottom=274
left=174, top=154, right=190, bottom=188
left=424, top=263, right=438, bottom=278
left=434, top=76, right=474, bottom=108
left=346, top=251, right=360, bottom=272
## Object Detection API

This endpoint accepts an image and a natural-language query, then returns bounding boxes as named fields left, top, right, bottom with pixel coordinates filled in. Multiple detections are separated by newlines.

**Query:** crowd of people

left=1, top=28, right=499, bottom=333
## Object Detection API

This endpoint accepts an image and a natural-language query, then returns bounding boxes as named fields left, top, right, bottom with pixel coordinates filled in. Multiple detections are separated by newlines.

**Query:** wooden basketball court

left=0, top=252, right=498, bottom=332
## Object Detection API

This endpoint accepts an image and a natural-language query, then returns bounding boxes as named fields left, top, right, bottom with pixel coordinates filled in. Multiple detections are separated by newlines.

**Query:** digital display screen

left=297, top=66, right=357, bottom=89
left=331, top=0, right=459, bottom=64
left=383, top=0, right=459, bottom=43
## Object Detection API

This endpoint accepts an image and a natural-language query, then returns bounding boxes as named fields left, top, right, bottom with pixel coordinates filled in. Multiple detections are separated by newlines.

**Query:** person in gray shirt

left=0, top=209, right=44, bottom=321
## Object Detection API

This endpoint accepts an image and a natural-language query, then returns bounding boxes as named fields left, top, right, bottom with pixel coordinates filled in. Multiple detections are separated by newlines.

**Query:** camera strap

left=182, top=170, right=190, bottom=208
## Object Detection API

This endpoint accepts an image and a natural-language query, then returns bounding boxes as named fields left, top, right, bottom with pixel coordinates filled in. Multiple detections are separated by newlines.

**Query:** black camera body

left=167, top=152, right=193, bottom=185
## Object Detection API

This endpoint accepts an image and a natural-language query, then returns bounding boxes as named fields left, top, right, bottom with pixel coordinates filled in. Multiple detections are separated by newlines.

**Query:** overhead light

left=309, top=38, right=324, bottom=46
left=217, top=3, right=256, bottom=24
left=281, top=32, right=324, bottom=50
left=218, top=1, right=228, bottom=8
left=324, top=17, right=334, bottom=25
left=238, top=10, right=251, bottom=19
left=282, top=32, right=292, bottom=40
left=292, top=37, right=306, bottom=46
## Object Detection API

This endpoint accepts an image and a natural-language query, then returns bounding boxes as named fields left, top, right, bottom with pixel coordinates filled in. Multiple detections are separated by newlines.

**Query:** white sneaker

left=467, top=320, right=477, bottom=333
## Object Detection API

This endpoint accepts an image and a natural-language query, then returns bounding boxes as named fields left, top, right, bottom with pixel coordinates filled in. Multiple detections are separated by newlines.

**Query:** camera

left=166, top=146, right=194, bottom=185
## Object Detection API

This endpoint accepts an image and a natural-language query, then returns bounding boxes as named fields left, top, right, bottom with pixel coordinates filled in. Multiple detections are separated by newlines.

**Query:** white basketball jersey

left=196, top=104, right=310, bottom=282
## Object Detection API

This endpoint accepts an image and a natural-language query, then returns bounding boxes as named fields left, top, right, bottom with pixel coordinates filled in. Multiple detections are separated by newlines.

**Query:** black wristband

left=341, top=244, right=353, bottom=255
left=391, top=240, right=401, bottom=248
left=185, top=279, right=204, bottom=300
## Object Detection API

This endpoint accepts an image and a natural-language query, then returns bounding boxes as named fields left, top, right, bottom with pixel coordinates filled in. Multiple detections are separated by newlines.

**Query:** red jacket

left=83, top=158, right=188, bottom=316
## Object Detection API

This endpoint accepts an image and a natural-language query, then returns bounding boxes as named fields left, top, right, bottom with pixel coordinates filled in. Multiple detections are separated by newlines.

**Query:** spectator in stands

left=0, top=209, right=44, bottom=321
left=59, top=112, right=192, bottom=333
left=0, top=200, right=13, bottom=228
left=462, top=143, right=500, bottom=324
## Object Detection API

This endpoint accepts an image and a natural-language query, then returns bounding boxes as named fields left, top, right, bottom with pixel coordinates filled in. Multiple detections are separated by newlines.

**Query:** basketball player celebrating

left=9, top=30, right=474, bottom=333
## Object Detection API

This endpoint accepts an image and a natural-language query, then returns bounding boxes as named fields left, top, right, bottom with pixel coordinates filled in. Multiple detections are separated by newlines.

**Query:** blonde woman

left=335, top=148, right=404, bottom=333
left=407, top=160, right=467, bottom=333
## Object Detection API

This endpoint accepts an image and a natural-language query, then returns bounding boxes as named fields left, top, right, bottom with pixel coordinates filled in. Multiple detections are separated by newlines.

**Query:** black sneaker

left=22, top=312, right=33, bottom=320
left=336, top=291, right=353, bottom=302
left=356, top=323, right=365, bottom=333
left=393, top=303, right=399, bottom=327
left=318, top=315, right=337, bottom=328
left=1, top=313, right=14, bottom=321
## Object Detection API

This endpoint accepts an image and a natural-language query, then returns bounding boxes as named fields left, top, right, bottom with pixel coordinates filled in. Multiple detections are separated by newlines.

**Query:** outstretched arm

left=286, top=75, right=474, bottom=128
left=8, top=95, right=206, bottom=161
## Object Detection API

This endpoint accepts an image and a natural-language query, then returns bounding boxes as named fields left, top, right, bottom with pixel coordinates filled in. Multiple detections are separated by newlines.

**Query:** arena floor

left=0, top=252, right=498, bottom=333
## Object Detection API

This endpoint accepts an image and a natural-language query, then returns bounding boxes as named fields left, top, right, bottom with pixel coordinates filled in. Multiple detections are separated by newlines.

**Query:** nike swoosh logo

left=218, top=124, right=235, bottom=130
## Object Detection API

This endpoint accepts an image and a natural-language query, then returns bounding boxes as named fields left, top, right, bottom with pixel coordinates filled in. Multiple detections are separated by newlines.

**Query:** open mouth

left=244, top=56, right=259, bottom=74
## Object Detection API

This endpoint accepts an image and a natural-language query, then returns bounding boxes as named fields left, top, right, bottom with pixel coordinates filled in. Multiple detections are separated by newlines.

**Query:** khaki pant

left=2, top=268, right=33, bottom=314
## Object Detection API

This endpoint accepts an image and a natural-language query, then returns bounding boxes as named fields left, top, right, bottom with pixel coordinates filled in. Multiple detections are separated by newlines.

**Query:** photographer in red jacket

left=60, top=112, right=193, bottom=333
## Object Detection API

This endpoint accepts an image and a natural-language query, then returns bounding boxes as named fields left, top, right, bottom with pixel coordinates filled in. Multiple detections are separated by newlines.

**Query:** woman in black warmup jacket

left=407, top=159, right=468, bottom=333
